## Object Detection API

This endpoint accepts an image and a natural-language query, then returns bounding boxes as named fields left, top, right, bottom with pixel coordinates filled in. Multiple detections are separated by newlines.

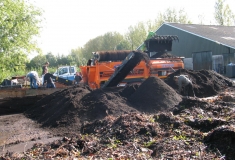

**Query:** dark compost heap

left=2, top=69, right=235, bottom=159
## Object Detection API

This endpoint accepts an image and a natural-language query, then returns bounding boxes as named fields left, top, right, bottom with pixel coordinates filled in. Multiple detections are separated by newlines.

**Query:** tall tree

left=125, top=22, right=148, bottom=50
left=45, top=52, right=57, bottom=67
left=155, top=8, right=192, bottom=26
left=70, top=47, right=87, bottom=66
left=27, top=54, right=46, bottom=70
left=81, top=32, right=125, bottom=61
left=0, top=0, right=42, bottom=81
left=81, top=36, right=103, bottom=61
left=116, top=40, right=131, bottom=50
left=101, top=32, right=124, bottom=50
left=214, top=0, right=235, bottom=26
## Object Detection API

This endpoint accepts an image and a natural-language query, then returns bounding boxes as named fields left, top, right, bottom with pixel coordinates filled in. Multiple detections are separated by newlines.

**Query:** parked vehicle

left=53, top=66, right=77, bottom=81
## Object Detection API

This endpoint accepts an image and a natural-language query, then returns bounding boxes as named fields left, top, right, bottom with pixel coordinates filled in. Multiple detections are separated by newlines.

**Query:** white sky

left=30, top=0, right=235, bottom=57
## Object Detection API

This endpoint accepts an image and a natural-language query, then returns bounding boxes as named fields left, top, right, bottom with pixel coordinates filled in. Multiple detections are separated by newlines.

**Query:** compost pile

left=159, top=52, right=179, bottom=58
left=128, top=76, right=182, bottom=112
left=165, top=69, right=233, bottom=97
left=2, top=70, right=235, bottom=159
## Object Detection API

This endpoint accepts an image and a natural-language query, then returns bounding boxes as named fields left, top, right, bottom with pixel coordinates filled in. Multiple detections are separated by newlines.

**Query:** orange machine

left=80, top=51, right=184, bottom=89
left=80, top=35, right=184, bottom=89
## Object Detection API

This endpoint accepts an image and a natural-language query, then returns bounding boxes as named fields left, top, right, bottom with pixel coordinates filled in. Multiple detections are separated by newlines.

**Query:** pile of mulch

left=119, top=83, right=139, bottom=98
left=3, top=69, right=235, bottom=159
left=24, top=84, right=139, bottom=134
left=204, top=126, right=235, bottom=159
left=128, top=76, right=182, bottom=112
left=24, top=85, right=92, bottom=130
left=25, top=76, right=182, bottom=132
left=165, top=69, right=234, bottom=97
left=5, top=102, right=235, bottom=159
left=78, top=87, right=138, bottom=122
left=159, top=52, right=179, bottom=58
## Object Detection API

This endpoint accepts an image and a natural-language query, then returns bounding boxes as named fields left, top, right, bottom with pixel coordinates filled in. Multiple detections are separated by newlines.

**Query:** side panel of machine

left=81, top=58, right=184, bottom=89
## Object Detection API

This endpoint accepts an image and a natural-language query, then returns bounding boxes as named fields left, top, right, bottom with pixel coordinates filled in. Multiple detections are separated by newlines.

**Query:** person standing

left=42, top=62, right=49, bottom=85
left=43, top=72, right=56, bottom=88
left=25, top=71, right=40, bottom=89
left=174, top=75, right=195, bottom=97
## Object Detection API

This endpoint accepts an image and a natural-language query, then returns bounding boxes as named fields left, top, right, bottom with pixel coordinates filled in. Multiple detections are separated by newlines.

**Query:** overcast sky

left=30, top=0, right=235, bottom=57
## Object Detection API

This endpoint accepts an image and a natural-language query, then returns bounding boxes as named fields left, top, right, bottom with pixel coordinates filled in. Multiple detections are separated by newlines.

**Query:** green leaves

left=0, top=0, right=42, bottom=82
left=214, top=0, right=235, bottom=26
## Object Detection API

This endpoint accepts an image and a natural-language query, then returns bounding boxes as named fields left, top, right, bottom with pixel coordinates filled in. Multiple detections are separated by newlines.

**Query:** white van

left=53, top=66, right=77, bottom=81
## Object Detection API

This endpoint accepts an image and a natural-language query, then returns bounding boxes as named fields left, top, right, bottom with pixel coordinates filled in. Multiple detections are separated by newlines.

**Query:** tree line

left=0, top=0, right=234, bottom=82
left=28, top=8, right=192, bottom=70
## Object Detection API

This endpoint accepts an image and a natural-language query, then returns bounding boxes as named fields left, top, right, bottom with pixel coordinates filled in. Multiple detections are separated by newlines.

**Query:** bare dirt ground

left=1, top=69, right=235, bottom=159
left=0, top=114, right=60, bottom=154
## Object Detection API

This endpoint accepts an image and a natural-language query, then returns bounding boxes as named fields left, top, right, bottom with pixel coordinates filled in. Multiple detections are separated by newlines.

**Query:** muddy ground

left=1, top=69, right=235, bottom=159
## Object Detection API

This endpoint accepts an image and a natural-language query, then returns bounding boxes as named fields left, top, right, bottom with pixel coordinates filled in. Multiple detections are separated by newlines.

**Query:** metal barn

left=154, top=23, right=235, bottom=73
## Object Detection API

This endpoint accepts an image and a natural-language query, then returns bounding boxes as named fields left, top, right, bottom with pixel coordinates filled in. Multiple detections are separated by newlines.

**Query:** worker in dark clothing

left=74, top=72, right=82, bottom=84
left=42, top=62, right=49, bottom=85
left=174, top=75, right=195, bottom=97
left=43, top=73, right=56, bottom=88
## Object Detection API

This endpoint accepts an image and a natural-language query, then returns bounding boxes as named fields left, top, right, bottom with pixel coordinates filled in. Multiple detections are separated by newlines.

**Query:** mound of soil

left=3, top=69, right=235, bottom=159
left=78, top=87, right=138, bottom=122
left=165, top=69, right=233, bottom=97
left=119, top=83, right=139, bottom=98
left=26, top=74, right=183, bottom=132
left=82, top=113, right=158, bottom=140
left=25, top=85, right=139, bottom=135
left=25, top=85, right=91, bottom=130
left=204, top=126, right=235, bottom=158
left=128, top=76, right=182, bottom=112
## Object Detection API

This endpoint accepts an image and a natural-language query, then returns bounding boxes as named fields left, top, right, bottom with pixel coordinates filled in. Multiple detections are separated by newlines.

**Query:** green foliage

left=149, top=116, right=155, bottom=123
left=46, top=52, right=57, bottom=67
left=82, top=36, right=103, bottom=60
left=70, top=48, right=83, bottom=66
left=76, top=32, right=125, bottom=62
left=102, top=32, right=124, bottom=50
left=116, top=40, right=131, bottom=50
left=144, top=140, right=156, bottom=147
left=156, top=8, right=192, bottom=24
left=56, top=54, right=75, bottom=66
left=214, top=0, right=235, bottom=26
left=173, top=135, right=187, bottom=140
left=125, top=21, right=148, bottom=50
left=27, top=54, right=46, bottom=69
left=0, top=0, right=42, bottom=82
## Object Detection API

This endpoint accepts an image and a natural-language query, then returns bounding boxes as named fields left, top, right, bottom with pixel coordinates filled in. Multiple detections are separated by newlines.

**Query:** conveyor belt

left=102, top=51, right=149, bottom=88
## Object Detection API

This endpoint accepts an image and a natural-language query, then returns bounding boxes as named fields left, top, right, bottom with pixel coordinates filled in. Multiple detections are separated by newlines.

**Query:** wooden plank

left=0, top=82, right=69, bottom=98
left=0, top=87, right=66, bottom=98
left=25, top=88, right=63, bottom=96
left=0, top=89, right=26, bottom=98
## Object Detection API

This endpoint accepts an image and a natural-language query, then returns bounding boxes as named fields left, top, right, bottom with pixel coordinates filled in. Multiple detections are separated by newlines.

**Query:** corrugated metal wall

left=155, top=24, right=235, bottom=58
left=192, top=51, right=212, bottom=70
